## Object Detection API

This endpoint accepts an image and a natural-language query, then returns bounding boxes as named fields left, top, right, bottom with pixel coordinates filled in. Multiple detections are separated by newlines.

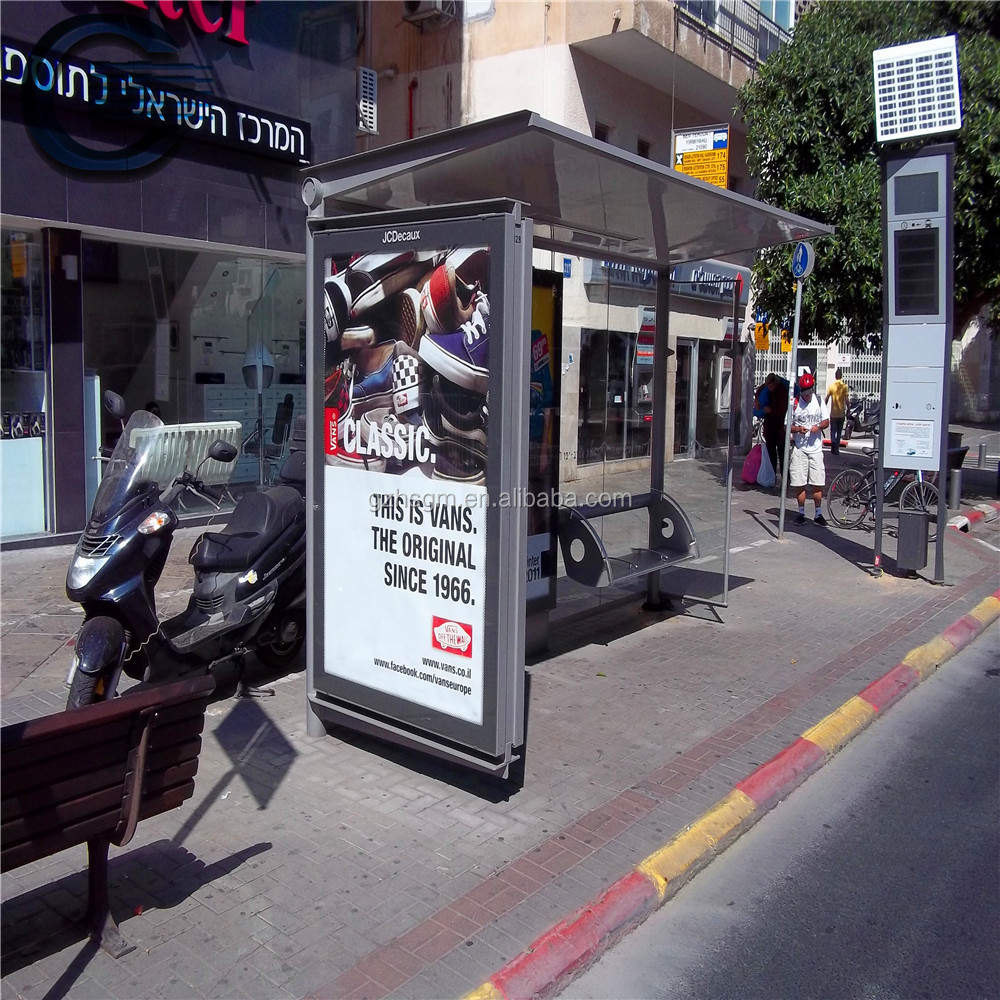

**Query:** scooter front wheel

left=66, top=616, right=126, bottom=709
left=67, top=668, right=106, bottom=709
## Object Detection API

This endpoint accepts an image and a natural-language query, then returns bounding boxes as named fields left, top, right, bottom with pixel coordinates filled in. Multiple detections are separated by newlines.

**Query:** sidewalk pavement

left=2, top=455, right=998, bottom=1000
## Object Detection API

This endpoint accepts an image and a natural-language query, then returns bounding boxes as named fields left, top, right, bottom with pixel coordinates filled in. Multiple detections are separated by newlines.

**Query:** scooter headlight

left=67, top=555, right=108, bottom=589
left=138, top=510, right=171, bottom=535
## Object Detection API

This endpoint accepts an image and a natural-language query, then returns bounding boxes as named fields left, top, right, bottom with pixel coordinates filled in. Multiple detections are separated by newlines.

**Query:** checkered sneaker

left=392, top=353, right=423, bottom=416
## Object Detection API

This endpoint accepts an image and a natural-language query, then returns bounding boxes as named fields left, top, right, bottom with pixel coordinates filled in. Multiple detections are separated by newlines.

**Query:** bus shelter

left=301, top=111, right=832, bottom=777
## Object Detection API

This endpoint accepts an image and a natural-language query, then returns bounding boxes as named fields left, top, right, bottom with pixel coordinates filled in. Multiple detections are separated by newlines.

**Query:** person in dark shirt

left=759, top=373, right=788, bottom=479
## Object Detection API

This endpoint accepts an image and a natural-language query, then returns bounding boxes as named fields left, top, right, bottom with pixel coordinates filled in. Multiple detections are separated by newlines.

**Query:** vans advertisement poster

left=321, top=246, right=490, bottom=725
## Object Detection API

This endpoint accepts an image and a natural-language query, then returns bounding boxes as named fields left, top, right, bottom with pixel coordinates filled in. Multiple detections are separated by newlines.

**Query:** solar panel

left=872, top=36, right=961, bottom=143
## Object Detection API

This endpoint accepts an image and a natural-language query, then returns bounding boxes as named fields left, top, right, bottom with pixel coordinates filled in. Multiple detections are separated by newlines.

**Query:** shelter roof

left=303, top=111, right=833, bottom=268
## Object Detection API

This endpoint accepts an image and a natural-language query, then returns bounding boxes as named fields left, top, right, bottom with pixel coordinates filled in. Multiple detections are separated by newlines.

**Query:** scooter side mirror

left=104, top=390, right=127, bottom=421
left=209, top=440, right=238, bottom=464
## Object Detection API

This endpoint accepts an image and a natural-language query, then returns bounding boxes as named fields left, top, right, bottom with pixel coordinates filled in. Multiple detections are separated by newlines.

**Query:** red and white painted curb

left=464, top=588, right=1000, bottom=1000
left=948, top=500, right=1000, bottom=533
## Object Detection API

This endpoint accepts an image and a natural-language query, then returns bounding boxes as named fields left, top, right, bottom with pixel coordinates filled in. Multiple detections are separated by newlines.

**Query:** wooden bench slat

left=146, top=737, right=202, bottom=775
left=1, top=810, right=126, bottom=870
left=141, top=759, right=199, bottom=797
left=2, top=739, right=132, bottom=799
left=141, top=697, right=213, bottom=729
left=147, top=714, right=208, bottom=752
left=2, top=787, right=126, bottom=846
left=136, top=780, right=196, bottom=824
left=1, top=722, right=134, bottom=773
left=1, top=761, right=129, bottom=823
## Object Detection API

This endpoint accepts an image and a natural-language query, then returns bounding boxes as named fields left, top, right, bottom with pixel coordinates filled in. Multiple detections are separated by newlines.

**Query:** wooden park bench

left=1, top=675, right=215, bottom=958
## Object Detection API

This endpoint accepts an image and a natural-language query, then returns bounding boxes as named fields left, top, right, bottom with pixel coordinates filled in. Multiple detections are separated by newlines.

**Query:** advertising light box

left=308, top=211, right=528, bottom=775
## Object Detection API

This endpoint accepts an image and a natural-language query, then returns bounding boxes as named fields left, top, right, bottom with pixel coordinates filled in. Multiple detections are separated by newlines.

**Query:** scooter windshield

left=91, top=411, right=165, bottom=523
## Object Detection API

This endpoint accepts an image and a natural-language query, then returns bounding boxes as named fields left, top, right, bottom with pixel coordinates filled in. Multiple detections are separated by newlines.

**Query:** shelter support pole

left=722, top=280, right=743, bottom=605
left=646, top=267, right=671, bottom=610
left=304, top=205, right=325, bottom=739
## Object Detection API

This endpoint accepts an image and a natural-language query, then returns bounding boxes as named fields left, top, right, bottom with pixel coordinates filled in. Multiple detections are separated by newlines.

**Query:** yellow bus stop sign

left=672, top=125, right=730, bottom=190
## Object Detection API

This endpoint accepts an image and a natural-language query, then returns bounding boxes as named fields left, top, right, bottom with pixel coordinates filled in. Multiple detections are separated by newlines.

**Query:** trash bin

left=897, top=510, right=929, bottom=572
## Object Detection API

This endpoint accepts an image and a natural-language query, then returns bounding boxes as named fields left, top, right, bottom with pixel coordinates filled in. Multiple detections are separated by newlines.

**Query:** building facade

left=362, top=0, right=788, bottom=481
left=1, top=0, right=792, bottom=541
left=1, top=1, right=358, bottom=539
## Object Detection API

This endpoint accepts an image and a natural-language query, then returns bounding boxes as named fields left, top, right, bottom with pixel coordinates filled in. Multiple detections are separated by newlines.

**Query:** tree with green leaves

left=738, top=1, right=999, bottom=348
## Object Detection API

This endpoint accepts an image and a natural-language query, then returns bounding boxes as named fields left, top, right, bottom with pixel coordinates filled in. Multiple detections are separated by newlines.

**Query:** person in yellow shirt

left=825, top=368, right=849, bottom=455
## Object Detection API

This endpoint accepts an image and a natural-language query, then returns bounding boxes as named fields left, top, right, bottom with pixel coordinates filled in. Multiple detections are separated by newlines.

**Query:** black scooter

left=844, top=394, right=880, bottom=440
left=65, top=392, right=306, bottom=708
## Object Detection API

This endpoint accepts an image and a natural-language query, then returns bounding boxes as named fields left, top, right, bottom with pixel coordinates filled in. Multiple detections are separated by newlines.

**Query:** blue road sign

left=791, top=241, right=815, bottom=279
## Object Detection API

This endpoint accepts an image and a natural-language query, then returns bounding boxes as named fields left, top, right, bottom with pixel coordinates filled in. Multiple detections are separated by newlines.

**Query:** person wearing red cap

left=789, top=371, right=830, bottom=525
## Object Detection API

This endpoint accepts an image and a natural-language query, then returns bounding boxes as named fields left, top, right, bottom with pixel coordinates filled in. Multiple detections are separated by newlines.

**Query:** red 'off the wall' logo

left=121, top=1, right=253, bottom=46
left=431, top=617, right=473, bottom=658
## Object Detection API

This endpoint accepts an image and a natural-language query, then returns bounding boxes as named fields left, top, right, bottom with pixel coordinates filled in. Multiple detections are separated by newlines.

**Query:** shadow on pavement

left=0, top=840, right=271, bottom=978
left=322, top=715, right=529, bottom=803
left=762, top=505, right=911, bottom=576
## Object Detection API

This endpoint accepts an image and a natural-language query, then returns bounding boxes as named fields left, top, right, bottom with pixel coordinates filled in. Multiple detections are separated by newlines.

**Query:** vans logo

left=431, top=617, right=473, bottom=657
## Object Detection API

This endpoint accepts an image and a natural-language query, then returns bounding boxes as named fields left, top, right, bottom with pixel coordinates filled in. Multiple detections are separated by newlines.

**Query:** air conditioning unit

left=402, top=0, right=457, bottom=25
left=357, top=67, right=377, bottom=135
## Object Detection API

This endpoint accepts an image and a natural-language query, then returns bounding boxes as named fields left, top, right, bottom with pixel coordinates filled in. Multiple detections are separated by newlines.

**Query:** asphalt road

left=562, top=629, right=1000, bottom=1000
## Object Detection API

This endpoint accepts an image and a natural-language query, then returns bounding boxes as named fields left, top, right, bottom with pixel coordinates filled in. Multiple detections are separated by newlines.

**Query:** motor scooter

left=844, top=394, right=880, bottom=440
left=65, top=392, right=307, bottom=708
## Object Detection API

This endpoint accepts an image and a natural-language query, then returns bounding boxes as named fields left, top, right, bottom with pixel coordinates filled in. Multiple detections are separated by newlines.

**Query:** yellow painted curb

left=461, top=983, right=503, bottom=1000
left=969, top=595, right=1000, bottom=626
left=801, top=696, right=876, bottom=753
left=902, top=634, right=957, bottom=680
left=637, top=789, right=755, bottom=898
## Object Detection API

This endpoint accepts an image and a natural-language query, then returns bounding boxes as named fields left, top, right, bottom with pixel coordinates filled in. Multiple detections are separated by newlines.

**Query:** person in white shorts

left=789, top=371, right=830, bottom=525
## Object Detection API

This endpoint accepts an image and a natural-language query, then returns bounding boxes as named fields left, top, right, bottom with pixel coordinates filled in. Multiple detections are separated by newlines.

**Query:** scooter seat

left=190, top=485, right=304, bottom=572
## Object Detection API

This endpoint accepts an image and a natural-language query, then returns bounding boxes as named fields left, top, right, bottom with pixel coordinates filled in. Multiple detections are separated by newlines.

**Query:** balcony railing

left=675, top=1, right=791, bottom=65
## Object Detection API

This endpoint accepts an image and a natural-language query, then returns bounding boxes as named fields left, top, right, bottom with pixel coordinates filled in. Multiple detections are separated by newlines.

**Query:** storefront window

left=577, top=328, right=653, bottom=465
left=82, top=241, right=305, bottom=494
left=674, top=338, right=730, bottom=458
left=1, top=229, right=50, bottom=536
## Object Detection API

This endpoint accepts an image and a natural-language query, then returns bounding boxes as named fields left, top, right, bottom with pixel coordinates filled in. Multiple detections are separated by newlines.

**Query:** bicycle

left=826, top=447, right=939, bottom=529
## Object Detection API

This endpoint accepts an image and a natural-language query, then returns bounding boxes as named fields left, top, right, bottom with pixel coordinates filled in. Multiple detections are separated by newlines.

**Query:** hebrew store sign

left=1, top=11, right=310, bottom=173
